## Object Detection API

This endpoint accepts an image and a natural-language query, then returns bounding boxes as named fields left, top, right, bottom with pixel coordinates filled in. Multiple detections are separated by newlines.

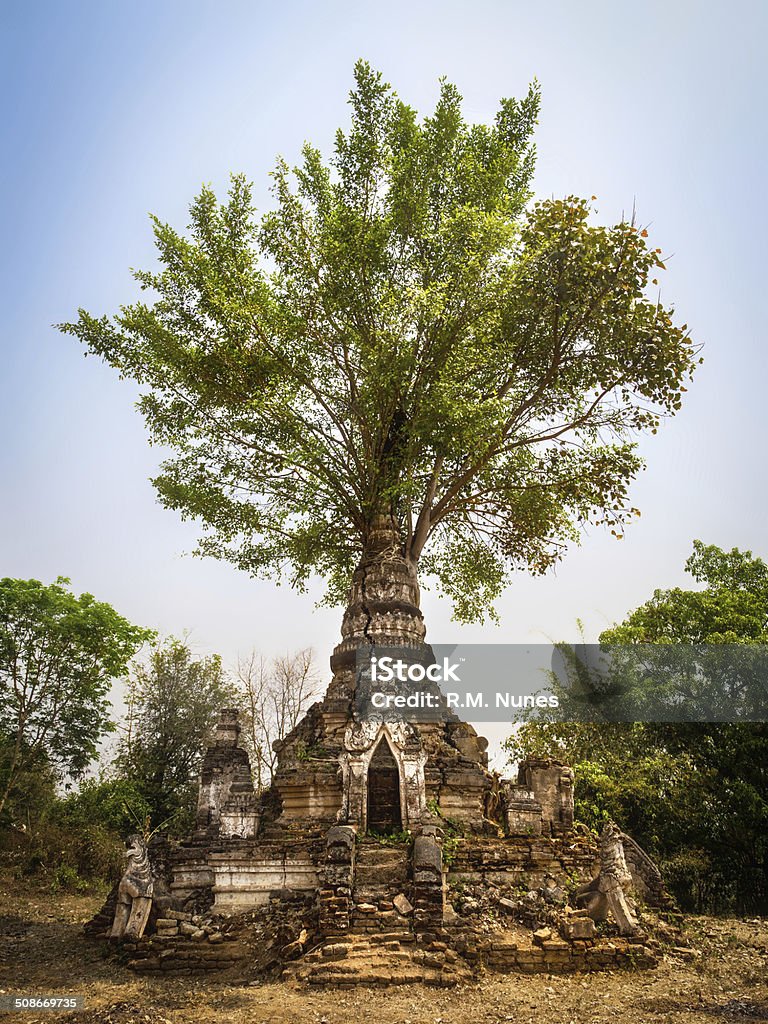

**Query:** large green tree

left=116, top=637, right=236, bottom=830
left=62, top=62, right=696, bottom=630
left=507, top=542, right=768, bottom=912
left=0, top=577, right=152, bottom=818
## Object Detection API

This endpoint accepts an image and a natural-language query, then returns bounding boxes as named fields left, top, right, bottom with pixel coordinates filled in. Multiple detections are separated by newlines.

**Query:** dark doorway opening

left=366, top=740, right=402, bottom=834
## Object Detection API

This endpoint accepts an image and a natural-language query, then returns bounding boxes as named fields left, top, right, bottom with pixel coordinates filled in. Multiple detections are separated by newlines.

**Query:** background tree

left=55, top=775, right=152, bottom=836
left=115, top=637, right=236, bottom=832
left=600, top=540, right=768, bottom=644
left=506, top=542, right=768, bottom=913
left=0, top=576, right=152, bottom=819
left=236, top=647, right=320, bottom=791
left=62, top=61, right=697, bottom=634
left=0, top=736, right=57, bottom=831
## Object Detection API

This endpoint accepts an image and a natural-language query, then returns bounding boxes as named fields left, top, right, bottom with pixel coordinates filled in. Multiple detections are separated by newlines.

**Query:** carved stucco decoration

left=343, top=716, right=414, bottom=753
left=338, top=720, right=427, bottom=831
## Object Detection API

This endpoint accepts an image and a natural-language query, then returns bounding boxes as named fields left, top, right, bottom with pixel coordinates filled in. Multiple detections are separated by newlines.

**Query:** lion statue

left=575, top=821, right=642, bottom=936
left=109, top=833, right=154, bottom=941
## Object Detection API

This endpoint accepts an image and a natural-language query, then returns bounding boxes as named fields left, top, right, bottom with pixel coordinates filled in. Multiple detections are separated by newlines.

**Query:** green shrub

left=54, top=777, right=151, bottom=835
left=50, top=864, right=88, bottom=893
left=364, top=828, right=412, bottom=845
left=3, top=819, right=123, bottom=887
left=442, top=836, right=461, bottom=866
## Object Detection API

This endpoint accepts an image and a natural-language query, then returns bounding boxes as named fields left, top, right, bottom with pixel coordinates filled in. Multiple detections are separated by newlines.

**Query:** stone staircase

left=282, top=933, right=470, bottom=987
left=353, top=840, right=411, bottom=900
left=349, top=840, right=412, bottom=934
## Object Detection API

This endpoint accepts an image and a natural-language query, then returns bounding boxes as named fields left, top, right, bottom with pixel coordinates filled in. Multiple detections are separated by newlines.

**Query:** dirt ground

left=0, top=874, right=766, bottom=1024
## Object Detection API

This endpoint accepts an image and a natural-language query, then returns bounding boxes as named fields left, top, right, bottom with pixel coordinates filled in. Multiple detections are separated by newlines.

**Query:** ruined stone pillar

left=517, top=758, right=575, bottom=835
left=411, top=827, right=445, bottom=932
left=196, top=709, right=257, bottom=836
left=319, top=825, right=356, bottom=936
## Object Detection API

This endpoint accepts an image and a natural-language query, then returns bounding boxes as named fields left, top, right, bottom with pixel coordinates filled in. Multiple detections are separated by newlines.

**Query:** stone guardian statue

left=576, top=821, right=642, bottom=936
left=109, top=833, right=154, bottom=941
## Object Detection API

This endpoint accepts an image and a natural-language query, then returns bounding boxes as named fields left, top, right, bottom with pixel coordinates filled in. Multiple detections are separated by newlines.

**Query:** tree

left=600, top=540, right=768, bottom=644
left=0, top=734, right=57, bottom=829
left=0, top=577, right=152, bottom=818
left=116, top=637, right=236, bottom=831
left=506, top=542, right=768, bottom=912
left=61, top=61, right=697, bottom=636
left=56, top=775, right=152, bottom=836
left=236, top=647, right=320, bottom=791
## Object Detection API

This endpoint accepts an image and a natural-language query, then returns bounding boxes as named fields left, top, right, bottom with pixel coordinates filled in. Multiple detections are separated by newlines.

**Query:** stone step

left=355, top=843, right=410, bottom=864
left=281, top=934, right=469, bottom=988
left=355, top=848, right=408, bottom=872
left=354, top=873, right=409, bottom=895
left=353, top=870, right=408, bottom=887
left=352, top=843, right=411, bottom=905
left=352, top=890, right=407, bottom=908
left=369, top=931, right=415, bottom=943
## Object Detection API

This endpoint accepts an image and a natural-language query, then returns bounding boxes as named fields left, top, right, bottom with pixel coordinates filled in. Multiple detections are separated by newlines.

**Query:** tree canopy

left=116, top=637, right=236, bottom=830
left=62, top=61, right=697, bottom=621
left=601, top=540, right=768, bottom=643
left=0, top=576, right=152, bottom=817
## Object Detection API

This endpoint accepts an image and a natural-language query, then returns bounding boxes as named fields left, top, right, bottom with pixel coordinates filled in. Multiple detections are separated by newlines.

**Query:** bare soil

left=1, top=873, right=766, bottom=1024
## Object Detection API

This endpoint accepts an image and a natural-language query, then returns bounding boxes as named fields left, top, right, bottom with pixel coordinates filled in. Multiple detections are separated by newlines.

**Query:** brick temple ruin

left=90, top=519, right=681, bottom=983
left=89, top=695, right=677, bottom=983
left=175, top=708, right=583, bottom=913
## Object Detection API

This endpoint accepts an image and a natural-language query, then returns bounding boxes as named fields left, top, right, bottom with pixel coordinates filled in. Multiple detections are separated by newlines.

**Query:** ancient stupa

left=269, top=513, right=498, bottom=836
left=91, top=519, right=676, bottom=981
left=178, top=515, right=581, bottom=910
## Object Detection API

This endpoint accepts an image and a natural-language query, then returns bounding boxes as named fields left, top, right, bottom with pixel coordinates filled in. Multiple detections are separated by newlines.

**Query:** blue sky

left=2, top=0, right=767, bottom=713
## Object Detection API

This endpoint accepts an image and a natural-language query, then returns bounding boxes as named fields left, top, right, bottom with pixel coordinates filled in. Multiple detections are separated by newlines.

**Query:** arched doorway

left=366, top=738, right=402, bottom=834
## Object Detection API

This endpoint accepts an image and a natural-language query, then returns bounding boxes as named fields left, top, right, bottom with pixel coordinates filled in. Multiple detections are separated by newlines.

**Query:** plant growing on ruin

left=442, top=835, right=461, bottom=866
left=365, top=827, right=413, bottom=845
left=61, top=61, right=697, bottom=625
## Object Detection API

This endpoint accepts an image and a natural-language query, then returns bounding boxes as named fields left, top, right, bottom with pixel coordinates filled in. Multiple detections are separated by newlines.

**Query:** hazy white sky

left=2, top=1, right=766, bottom=765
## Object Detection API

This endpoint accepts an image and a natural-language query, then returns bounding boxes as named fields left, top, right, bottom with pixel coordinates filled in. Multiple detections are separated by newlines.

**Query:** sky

left=1, top=1, right=767, bottom=765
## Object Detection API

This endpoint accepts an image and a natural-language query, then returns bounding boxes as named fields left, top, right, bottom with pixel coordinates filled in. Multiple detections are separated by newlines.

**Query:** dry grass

left=1, top=873, right=766, bottom=1024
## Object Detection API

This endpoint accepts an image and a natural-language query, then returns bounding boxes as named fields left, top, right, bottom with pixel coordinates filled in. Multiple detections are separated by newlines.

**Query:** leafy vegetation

left=115, top=638, right=238, bottom=833
left=0, top=576, right=152, bottom=819
left=0, top=621, right=320, bottom=888
left=507, top=543, right=768, bottom=913
left=61, top=62, right=696, bottom=623
left=363, top=828, right=413, bottom=845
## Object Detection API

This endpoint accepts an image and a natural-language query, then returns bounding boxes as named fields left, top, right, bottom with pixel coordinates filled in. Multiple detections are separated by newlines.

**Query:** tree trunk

left=0, top=724, right=25, bottom=818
